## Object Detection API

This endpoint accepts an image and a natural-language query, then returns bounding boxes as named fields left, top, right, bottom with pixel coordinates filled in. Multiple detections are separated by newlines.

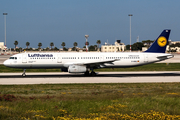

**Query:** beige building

left=167, top=45, right=180, bottom=52
left=168, top=40, right=180, bottom=52
left=170, top=41, right=180, bottom=45
left=0, top=42, right=5, bottom=50
left=142, top=47, right=148, bottom=52
left=101, top=40, right=126, bottom=52
left=142, top=45, right=180, bottom=53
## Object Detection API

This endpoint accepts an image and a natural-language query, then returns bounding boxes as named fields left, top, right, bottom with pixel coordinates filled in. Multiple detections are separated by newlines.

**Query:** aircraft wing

left=68, top=59, right=119, bottom=67
left=83, top=59, right=119, bottom=66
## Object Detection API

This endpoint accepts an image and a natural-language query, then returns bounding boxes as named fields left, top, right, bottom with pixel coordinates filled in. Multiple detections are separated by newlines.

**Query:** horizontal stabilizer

left=157, top=54, right=174, bottom=60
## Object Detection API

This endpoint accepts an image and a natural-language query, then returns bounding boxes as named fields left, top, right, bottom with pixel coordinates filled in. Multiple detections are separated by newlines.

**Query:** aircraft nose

left=3, top=60, right=10, bottom=67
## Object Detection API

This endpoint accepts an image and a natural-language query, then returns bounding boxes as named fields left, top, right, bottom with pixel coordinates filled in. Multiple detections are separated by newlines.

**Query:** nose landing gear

left=22, top=69, right=26, bottom=77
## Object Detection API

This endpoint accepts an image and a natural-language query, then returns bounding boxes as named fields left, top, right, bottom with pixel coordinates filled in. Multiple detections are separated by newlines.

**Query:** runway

left=1, top=72, right=180, bottom=85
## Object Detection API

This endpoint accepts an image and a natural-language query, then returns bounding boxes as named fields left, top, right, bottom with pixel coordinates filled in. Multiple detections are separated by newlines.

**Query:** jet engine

left=68, top=65, right=87, bottom=73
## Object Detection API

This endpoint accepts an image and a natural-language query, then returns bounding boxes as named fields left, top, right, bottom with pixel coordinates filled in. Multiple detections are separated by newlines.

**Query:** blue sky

left=0, top=0, right=180, bottom=49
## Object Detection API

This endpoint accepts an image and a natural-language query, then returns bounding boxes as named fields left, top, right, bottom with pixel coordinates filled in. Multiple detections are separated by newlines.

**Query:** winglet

left=144, top=29, right=171, bottom=53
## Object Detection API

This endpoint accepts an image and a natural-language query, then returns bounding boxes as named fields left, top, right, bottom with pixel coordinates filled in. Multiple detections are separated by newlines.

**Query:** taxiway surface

left=0, top=72, right=180, bottom=85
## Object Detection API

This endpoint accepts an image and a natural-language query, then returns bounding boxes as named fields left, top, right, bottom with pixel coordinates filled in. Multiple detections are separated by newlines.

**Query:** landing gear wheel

left=91, top=71, right=96, bottom=76
left=22, top=73, right=26, bottom=77
left=84, top=71, right=89, bottom=76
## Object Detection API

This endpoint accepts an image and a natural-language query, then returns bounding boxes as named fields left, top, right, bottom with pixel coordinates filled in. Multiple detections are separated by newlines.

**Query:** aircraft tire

left=22, top=73, right=26, bottom=77
left=84, top=71, right=89, bottom=76
left=91, top=72, right=96, bottom=76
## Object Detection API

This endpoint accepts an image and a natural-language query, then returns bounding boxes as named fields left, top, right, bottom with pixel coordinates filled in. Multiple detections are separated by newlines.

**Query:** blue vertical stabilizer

left=145, top=29, right=171, bottom=53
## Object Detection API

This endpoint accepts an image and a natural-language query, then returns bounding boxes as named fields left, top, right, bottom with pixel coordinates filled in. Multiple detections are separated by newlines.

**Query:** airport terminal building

left=101, top=40, right=126, bottom=52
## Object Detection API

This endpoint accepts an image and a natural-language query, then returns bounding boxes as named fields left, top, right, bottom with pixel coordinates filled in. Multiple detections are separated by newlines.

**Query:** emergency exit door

left=57, top=54, right=62, bottom=63
left=22, top=54, right=27, bottom=63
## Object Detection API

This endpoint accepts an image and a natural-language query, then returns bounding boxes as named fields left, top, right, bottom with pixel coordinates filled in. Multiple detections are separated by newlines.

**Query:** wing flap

left=69, top=59, right=119, bottom=66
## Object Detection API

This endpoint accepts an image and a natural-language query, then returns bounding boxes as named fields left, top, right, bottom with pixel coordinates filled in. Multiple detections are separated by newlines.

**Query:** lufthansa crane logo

left=157, top=36, right=167, bottom=47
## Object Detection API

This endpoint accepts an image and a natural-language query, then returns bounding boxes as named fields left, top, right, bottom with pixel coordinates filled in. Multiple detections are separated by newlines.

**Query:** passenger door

left=22, top=54, right=27, bottom=63
left=57, top=54, right=62, bottom=63
left=144, top=54, right=148, bottom=62
left=100, top=55, right=104, bottom=61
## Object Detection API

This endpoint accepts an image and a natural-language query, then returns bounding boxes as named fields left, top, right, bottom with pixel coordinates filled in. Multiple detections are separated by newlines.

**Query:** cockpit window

left=9, top=57, right=17, bottom=60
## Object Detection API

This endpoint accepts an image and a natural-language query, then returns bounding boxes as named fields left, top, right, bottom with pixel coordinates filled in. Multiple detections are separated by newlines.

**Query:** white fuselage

left=3, top=52, right=173, bottom=69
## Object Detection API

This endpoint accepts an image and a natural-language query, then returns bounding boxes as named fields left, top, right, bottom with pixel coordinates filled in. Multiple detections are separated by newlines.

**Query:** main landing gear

left=22, top=69, right=26, bottom=77
left=84, top=69, right=97, bottom=76
left=91, top=71, right=96, bottom=76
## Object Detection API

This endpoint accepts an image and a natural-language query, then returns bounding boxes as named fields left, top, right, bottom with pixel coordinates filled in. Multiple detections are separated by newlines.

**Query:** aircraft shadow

left=0, top=72, right=180, bottom=78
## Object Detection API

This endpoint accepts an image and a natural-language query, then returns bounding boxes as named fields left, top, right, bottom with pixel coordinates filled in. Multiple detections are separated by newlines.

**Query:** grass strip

left=0, top=83, right=180, bottom=119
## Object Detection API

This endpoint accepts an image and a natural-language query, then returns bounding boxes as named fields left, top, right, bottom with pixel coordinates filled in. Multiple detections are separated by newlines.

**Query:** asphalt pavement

left=0, top=72, right=180, bottom=84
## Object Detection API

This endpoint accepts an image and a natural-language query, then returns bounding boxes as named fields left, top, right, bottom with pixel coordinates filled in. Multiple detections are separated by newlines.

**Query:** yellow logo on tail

left=157, top=36, right=167, bottom=47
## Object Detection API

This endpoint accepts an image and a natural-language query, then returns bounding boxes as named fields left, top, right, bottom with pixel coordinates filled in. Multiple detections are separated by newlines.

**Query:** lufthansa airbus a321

left=3, top=29, right=174, bottom=76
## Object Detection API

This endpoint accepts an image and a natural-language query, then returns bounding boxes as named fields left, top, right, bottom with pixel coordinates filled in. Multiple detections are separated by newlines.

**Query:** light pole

left=128, top=14, right=133, bottom=52
left=3, top=13, right=8, bottom=53
left=85, top=35, right=89, bottom=52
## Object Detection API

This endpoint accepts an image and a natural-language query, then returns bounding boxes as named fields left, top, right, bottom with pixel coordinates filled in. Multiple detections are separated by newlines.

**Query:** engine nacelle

left=68, top=65, right=87, bottom=73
